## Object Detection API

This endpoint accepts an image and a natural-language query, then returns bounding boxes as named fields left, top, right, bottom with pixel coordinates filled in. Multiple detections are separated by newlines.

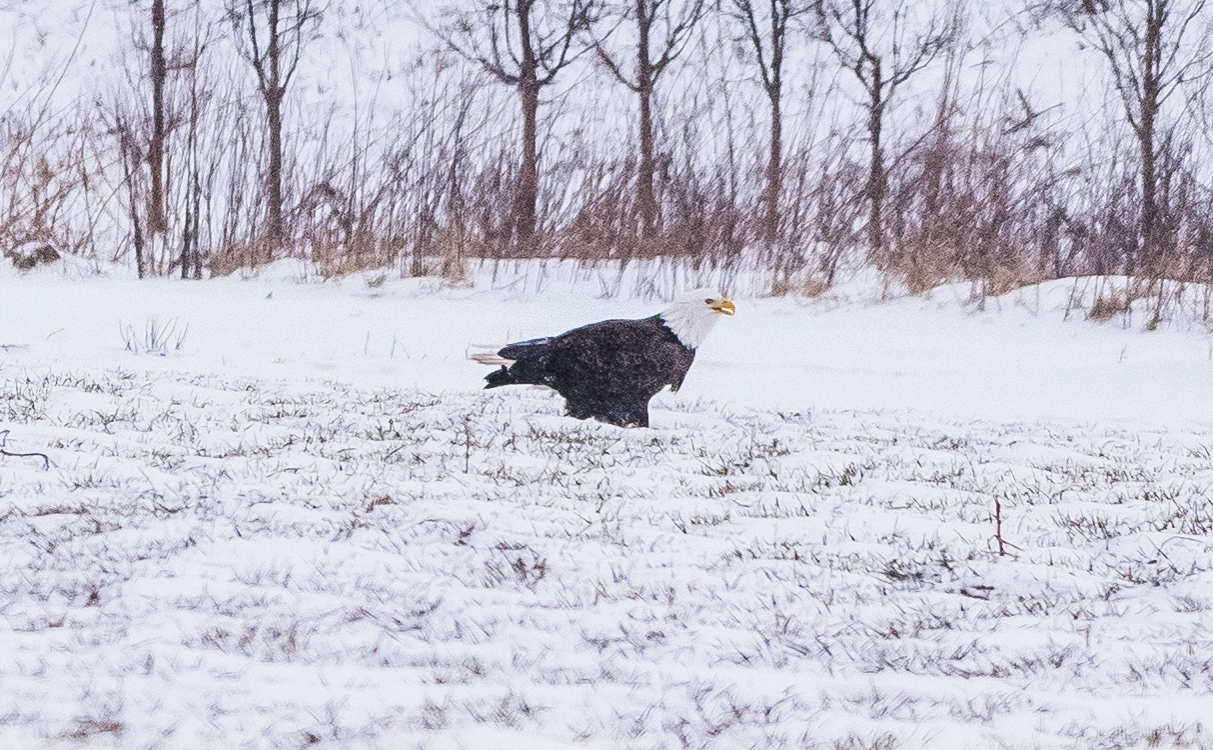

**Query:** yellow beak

left=710, top=299, right=736, bottom=316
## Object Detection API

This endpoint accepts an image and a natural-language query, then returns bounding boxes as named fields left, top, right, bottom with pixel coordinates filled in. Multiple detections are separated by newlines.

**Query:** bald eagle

left=471, top=289, right=735, bottom=427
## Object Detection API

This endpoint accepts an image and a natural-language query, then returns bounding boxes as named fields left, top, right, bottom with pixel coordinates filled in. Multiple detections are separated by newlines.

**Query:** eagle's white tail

left=469, top=351, right=515, bottom=366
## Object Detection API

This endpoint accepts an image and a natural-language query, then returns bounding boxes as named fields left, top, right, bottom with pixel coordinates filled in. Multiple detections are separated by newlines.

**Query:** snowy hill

left=2, top=267, right=1213, bottom=748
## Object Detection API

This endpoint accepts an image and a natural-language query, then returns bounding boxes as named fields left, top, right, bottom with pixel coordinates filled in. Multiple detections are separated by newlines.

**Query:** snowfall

left=2, top=260, right=1213, bottom=750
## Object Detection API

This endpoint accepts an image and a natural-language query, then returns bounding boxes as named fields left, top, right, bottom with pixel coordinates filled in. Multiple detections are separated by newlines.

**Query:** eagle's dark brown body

left=483, top=315, right=695, bottom=428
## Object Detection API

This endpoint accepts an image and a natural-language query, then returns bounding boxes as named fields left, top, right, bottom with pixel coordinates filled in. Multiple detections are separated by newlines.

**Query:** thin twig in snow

left=0, top=430, right=50, bottom=470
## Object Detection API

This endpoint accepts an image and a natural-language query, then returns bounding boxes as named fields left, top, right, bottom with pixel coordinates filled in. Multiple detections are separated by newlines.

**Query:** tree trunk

left=637, top=85, right=657, bottom=242
left=182, top=32, right=196, bottom=280
left=866, top=57, right=886, bottom=262
left=636, top=0, right=657, bottom=242
left=181, top=180, right=195, bottom=279
left=764, top=88, right=783, bottom=244
left=266, top=90, right=285, bottom=253
left=264, top=0, right=285, bottom=257
left=763, top=0, right=785, bottom=246
left=1139, top=0, right=1161, bottom=276
left=182, top=87, right=201, bottom=280
left=514, top=0, right=539, bottom=255
left=516, top=80, right=539, bottom=255
left=120, top=131, right=146, bottom=279
left=148, top=0, right=167, bottom=234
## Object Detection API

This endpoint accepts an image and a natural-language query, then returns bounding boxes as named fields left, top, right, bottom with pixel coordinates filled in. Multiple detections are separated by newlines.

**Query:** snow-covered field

left=3, top=263, right=1213, bottom=749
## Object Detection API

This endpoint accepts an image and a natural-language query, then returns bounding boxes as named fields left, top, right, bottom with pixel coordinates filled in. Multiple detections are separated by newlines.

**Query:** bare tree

left=116, top=118, right=148, bottom=279
left=814, top=0, right=958, bottom=261
left=180, top=0, right=213, bottom=279
left=1053, top=0, right=1212, bottom=279
left=113, top=0, right=178, bottom=274
left=148, top=0, right=168, bottom=235
left=227, top=0, right=324, bottom=258
left=595, top=0, right=705, bottom=244
left=729, top=0, right=810, bottom=245
left=439, top=0, right=595, bottom=255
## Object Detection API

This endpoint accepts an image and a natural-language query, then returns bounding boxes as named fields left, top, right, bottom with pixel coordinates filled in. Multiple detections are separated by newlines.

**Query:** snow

left=3, top=263, right=1213, bottom=748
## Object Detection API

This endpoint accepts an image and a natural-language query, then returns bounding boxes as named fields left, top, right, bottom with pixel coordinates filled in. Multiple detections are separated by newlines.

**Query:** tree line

left=3, top=0, right=1213, bottom=307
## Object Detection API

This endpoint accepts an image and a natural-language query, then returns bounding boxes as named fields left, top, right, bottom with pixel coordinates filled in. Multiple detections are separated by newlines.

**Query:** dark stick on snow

left=0, top=430, right=50, bottom=470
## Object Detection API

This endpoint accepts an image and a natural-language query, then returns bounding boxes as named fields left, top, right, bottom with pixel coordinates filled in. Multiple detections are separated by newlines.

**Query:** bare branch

left=0, top=430, right=49, bottom=470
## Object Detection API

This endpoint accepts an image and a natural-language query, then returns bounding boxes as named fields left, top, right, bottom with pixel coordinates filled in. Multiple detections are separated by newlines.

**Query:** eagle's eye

left=704, top=297, right=714, bottom=304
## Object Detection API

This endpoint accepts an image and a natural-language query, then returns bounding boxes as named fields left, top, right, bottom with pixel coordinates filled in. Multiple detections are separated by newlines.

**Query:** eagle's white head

left=660, top=288, right=735, bottom=349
